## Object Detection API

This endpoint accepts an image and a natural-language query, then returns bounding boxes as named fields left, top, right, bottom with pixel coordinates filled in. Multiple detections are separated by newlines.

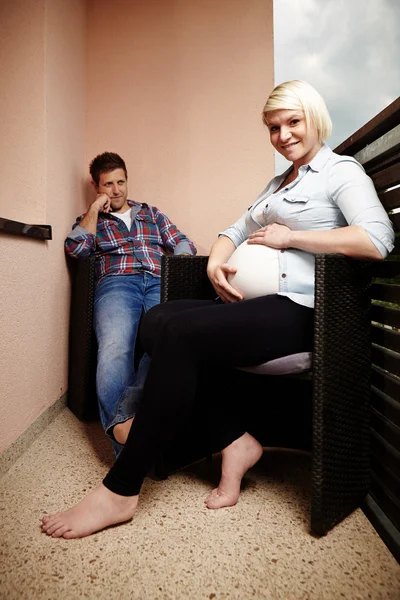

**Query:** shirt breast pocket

left=133, top=214, right=159, bottom=242
left=279, top=194, right=311, bottom=227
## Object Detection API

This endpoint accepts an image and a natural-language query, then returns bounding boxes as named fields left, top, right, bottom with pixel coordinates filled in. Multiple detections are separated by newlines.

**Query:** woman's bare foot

left=41, top=483, right=138, bottom=539
left=113, top=417, right=134, bottom=444
left=205, top=432, right=263, bottom=509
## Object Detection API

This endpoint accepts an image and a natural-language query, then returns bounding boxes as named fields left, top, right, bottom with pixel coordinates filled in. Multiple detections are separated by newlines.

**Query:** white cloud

left=273, top=0, right=400, bottom=173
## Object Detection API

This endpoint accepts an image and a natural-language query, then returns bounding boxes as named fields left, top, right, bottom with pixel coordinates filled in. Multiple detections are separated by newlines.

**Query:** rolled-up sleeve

left=219, top=210, right=250, bottom=247
left=329, top=158, right=395, bottom=258
left=64, top=222, right=96, bottom=258
left=155, top=208, right=197, bottom=255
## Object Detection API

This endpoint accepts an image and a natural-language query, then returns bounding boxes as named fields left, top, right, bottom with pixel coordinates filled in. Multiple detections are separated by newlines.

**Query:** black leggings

left=103, top=295, right=314, bottom=496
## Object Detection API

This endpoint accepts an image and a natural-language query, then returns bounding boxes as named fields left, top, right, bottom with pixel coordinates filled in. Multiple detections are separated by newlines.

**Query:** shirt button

left=281, top=273, right=287, bottom=278
left=280, top=249, right=285, bottom=253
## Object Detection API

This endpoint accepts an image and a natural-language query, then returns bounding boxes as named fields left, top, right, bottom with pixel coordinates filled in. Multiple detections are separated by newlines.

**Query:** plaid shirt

left=65, top=200, right=196, bottom=284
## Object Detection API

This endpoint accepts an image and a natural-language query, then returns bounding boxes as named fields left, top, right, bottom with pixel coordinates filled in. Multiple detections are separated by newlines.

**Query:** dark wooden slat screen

left=378, top=187, right=400, bottom=210
left=370, top=476, right=400, bottom=532
left=372, top=367, right=400, bottom=413
left=370, top=409, right=400, bottom=450
left=370, top=456, right=400, bottom=514
left=371, top=260, right=400, bottom=278
left=371, top=346, right=400, bottom=378
left=364, top=145, right=400, bottom=177
left=370, top=163, right=400, bottom=192
left=335, top=96, right=400, bottom=561
left=394, top=237, right=400, bottom=254
left=335, top=98, right=400, bottom=156
left=371, top=282, right=400, bottom=303
left=389, top=213, right=400, bottom=231
left=371, top=325, right=400, bottom=353
left=371, top=305, right=400, bottom=329
left=371, top=386, right=400, bottom=429
left=370, top=431, right=400, bottom=479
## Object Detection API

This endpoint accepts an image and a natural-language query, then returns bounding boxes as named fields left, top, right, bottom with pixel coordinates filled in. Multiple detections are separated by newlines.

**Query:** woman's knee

left=140, top=301, right=201, bottom=354
left=140, top=303, right=174, bottom=354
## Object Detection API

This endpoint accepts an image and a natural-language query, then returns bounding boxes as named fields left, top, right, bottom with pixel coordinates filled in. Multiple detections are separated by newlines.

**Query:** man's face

left=96, top=168, right=129, bottom=213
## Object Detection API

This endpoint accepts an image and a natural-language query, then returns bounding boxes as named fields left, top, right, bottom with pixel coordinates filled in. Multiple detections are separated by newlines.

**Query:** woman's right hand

left=207, top=263, right=243, bottom=303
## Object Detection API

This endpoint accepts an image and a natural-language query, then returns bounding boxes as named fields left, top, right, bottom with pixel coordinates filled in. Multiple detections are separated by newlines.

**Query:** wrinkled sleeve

left=64, top=217, right=97, bottom=258
left=329, top=158, right=395, bottom=258
left=154, top=208, right=197, bottom=255
left=218, top=209, right=250, bottom=248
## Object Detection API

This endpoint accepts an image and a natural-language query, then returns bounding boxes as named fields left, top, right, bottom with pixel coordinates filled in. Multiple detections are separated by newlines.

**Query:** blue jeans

left=94, top=273, right=160, bottom=456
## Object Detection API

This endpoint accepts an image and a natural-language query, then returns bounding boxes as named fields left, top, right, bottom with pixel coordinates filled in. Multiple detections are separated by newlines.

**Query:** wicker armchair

left=159, top=254, right=372, bottom=536
left=67, top=252, right=371, bottom=535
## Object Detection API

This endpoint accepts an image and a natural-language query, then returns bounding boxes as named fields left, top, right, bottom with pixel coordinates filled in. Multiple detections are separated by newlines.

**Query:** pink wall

left=86, top=0, right=274, bottom=253
left=0, top=0, right=86, bottom=453
left=0, top=0, right=46, bottom=223
left=0, top=0, right=273, bottom=454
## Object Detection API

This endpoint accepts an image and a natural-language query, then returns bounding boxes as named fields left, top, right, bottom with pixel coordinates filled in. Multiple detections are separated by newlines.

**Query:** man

left=65, top=152, right=196, bottom=455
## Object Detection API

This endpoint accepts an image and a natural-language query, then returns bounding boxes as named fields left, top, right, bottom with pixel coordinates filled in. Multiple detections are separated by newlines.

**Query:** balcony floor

left=0, top=408, right=399, bottom=599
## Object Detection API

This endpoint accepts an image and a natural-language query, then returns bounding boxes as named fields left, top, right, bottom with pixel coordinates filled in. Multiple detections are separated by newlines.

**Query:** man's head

left=89, top=152, right=129, bottom=213
left=89, top=152, right=127, bottom=186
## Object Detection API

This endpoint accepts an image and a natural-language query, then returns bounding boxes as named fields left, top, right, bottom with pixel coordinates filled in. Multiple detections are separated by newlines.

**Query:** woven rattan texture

left=160, top=254, right=372, bottom=536
left=67, top=257, right=98, bottom=421
left=161, top=255, right=215, bottom=302
left=312, top=254, right=371, bottom=535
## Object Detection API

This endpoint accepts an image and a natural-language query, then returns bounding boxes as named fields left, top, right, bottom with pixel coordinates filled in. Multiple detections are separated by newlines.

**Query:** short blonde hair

left=262, top=80, right=332, bottom=142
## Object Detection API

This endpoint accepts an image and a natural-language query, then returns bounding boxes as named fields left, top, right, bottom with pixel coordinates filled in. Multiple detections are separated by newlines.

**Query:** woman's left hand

left=247, top=223, right=292, bottom=249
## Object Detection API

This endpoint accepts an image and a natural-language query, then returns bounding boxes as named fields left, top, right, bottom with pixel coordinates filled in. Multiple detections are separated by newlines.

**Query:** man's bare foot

left=205, top=432, right=263, bottom=509
left=41, top=483, right=138, bottom=539
left=113, top=417, right=134, bottom=444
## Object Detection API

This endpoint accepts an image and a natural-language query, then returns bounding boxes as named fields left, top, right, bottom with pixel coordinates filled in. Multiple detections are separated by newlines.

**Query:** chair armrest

left=160, top=255, right=215, bottom=302
left=312, top=253, right=372, bottom=535
left=67, top=255, right=98, bottom=421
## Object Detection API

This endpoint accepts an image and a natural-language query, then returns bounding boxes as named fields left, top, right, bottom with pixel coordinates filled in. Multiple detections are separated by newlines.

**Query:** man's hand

left=91, top=193, right=111, bottom=214
left=247, top=223, right=292, bottom=249
left=78, top=193, right=112, bottom=234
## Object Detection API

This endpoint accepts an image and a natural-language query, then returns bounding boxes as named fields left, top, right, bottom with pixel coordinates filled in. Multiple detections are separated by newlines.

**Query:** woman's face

left=265, top=109, right=322, bottom=169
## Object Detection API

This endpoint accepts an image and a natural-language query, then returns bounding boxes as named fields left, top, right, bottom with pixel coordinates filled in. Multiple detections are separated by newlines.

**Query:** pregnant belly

left=226, top=241, right=280, bottom=300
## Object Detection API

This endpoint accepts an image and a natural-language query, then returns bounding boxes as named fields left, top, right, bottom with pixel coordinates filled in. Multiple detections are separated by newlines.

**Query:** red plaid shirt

left=65, top=201, right=196, bottom=284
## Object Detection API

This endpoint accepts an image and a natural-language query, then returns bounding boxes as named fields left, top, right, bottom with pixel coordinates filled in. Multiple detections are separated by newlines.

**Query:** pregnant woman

left=42, top=80, right=394, bottom=538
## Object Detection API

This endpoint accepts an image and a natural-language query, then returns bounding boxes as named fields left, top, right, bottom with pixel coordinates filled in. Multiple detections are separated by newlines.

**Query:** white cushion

left=236, top=352, right=312, bottom=376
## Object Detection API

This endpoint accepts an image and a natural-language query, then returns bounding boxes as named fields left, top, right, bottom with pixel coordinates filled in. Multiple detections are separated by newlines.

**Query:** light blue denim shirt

left=220, top=144, right=395, bottom=308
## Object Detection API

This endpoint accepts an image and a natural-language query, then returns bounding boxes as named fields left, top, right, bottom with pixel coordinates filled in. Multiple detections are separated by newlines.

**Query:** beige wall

left=86, top=0, right=274, bottom=253
left=0, top=0, right=46, bottom=224
left=0, top=0, right=86, bottom=454
left=0, top=0, right=273, bottom=454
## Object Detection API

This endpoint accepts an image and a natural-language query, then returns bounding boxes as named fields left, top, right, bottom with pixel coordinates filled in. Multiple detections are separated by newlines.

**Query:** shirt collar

left=307, top=143, right=332, bottom=172
left=99, top=199, right=148, bottom=221
left=128, top=200, right=148, bottom=209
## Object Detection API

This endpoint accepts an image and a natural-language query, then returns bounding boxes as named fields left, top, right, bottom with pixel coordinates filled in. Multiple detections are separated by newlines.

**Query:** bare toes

left=204, top=489, right=218, bottom=504
left=62, top=529, right=79, bottom=539
left=205, top=488, right=237, bottom=509
left=44, top=520, right=64, bottom=536
left=52, top=524, right=71, bottom=538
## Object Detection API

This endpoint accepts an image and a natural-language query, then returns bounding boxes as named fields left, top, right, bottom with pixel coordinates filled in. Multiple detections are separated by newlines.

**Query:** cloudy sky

left=273, top=0, right=400, bottom=172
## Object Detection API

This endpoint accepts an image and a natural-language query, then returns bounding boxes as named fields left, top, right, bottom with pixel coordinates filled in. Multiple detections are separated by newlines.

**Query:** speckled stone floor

left=0, top=408, right=399, bottom=600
